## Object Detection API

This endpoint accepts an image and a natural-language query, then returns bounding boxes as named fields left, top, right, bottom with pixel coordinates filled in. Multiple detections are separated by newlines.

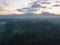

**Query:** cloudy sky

left=0, top=0, right=60, bottom=15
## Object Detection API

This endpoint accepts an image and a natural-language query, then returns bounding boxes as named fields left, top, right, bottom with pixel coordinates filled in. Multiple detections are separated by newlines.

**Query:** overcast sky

left=0, top=0, right=60, bottom=15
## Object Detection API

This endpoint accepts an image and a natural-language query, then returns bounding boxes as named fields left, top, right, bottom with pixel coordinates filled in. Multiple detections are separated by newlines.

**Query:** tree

left=5, top=22, right=15, bottom=45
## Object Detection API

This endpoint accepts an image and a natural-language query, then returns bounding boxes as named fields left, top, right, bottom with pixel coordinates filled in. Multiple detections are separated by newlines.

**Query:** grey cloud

left=17, top=8, right=27, bottom=12
left=3, top=2, right=9, bottom=6
left=52, top=4, right=60, bottom=7
left=16, top=0, right=41, bottom=12
left=31, top=4, right=41, bottom=8
left=41, top=6, right=46, bottom=8
left=30, top=0, right=41, bottom=8
left=16, top=0, right=49, bottom=12
left=41, top=2, right=51, bottom=4
left=16, top=7, right=39, bottom=12
left=16, top=8, right=33, bottom=12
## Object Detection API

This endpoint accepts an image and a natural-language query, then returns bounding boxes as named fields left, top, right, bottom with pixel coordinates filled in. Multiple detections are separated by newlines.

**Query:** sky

left=0, top=0, right=60, bottom=15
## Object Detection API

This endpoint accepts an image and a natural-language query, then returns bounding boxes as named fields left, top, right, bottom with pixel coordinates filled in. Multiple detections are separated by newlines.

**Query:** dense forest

left=0, top=20, right=60, bottom=45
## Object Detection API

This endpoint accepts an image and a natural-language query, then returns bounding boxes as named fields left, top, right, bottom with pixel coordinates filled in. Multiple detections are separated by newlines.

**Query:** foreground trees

left=0, top=21, right=60, bottom=45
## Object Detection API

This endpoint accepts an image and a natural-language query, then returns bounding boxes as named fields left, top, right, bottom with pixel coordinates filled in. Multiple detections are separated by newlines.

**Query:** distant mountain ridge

left=39, top=12, right=55, bottom=16
left=0, top=12, right=60, bottom=18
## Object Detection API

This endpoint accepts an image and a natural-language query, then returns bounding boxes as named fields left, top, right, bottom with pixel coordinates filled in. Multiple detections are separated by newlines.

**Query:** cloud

left=55, top=0, right=60, bottom=3
left=0, top=6, right=13, bottom=14
left=16, top=0, right=41, bottom=12
left=0, top=6, right=6, bottom=11
left=16, top=7, right=38, bottom=12
left=16, top=0, right=60, bottom=15
left=30, top=0, right=40, bottom=8
left=16, top=0, right=51, bottom=12
left=52, top=4, right=60, bottom=7
left=41, top=2, right=51, bottom=4
left=41, top=6, right=47, bottom=8
left=16, top=8, right=28, bottom=12
left=3, top=2, right=9, bottom=6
